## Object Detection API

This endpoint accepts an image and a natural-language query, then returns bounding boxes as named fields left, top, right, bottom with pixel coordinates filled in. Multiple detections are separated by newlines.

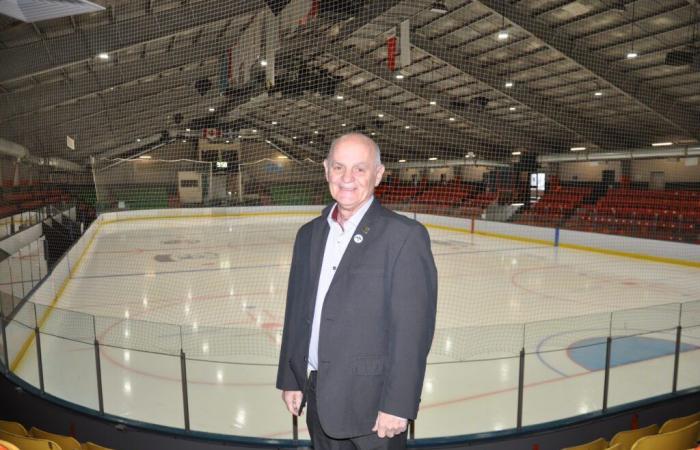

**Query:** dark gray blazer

left=276, top=200, right=438, bottom=439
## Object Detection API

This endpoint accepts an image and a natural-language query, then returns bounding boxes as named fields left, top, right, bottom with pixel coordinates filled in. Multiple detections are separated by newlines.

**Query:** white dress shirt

left=307, top=197, right=374, bottom=372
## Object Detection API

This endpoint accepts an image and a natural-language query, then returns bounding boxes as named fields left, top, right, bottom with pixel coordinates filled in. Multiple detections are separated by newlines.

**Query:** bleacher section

left=560, top=411, right=699, bottom=450
left=0, top=420, right=114, bottom=450
left=0, top=188, right=71, bottom=220
left=376, top=182, right=504, bottom=217
left=515, top=187, right=593, bottom=228
left=566, top=188, right=700, bottom=243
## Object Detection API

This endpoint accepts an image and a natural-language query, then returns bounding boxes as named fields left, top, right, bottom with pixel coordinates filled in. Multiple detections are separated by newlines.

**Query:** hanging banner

left=387, top=35, right=397, bottom=72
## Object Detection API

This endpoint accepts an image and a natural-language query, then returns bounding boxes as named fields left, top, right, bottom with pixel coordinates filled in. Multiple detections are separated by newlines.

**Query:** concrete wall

left=631, top=158, right=700, bottom=183
left=556, top=161, right=622, bottom=182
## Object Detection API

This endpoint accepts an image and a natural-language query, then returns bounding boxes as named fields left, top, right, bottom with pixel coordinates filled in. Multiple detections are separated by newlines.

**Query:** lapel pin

left=353, top=234, right=364, bottom=244
left=362, top=226, right=370, bottom=234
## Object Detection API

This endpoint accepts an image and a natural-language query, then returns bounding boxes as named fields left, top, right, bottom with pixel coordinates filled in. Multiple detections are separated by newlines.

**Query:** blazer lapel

left=307, top=206, right=331, bottom=318
left=330, top=200, right=383, bottom=281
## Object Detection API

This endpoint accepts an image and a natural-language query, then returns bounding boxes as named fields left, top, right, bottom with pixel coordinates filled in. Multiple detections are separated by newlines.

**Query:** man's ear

left=374, top=164, right=385, bottom=187
left=323, top=159, right=330, bottom=182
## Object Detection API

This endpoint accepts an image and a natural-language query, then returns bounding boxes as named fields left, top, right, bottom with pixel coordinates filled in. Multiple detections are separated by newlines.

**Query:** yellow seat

left=610, top=424, right=659, bottom=450
left=0, top=428, right=63, bottom=450
left=81, top=442, right=114, bottom=450
left=31, top=427, right=81, bottom=450
left=0, top=439, right=21, bottom=450
left=0, top=421, right=27, bottom=437
left=632, top=421, right=700, bottom=450
left=660, top=412, right=700, bottom=438
left=607, top=444, right=622, bottom=450
left=562, top=437, right=608, bottom=450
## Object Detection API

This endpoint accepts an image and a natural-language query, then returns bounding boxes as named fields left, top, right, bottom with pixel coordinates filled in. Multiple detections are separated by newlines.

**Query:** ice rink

left=9, top=212, right=700, bottom=439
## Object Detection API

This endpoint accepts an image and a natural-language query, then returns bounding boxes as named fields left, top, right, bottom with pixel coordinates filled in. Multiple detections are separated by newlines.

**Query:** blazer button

left=303, top=356, right=308, bottom=362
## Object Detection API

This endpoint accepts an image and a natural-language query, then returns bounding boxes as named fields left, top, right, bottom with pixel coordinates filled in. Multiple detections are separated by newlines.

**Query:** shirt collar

left=328, top=196, right=374, bottom=230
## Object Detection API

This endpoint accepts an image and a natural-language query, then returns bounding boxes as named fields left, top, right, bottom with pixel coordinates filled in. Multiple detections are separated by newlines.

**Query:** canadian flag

left=202, top=128, right=221, bottom=139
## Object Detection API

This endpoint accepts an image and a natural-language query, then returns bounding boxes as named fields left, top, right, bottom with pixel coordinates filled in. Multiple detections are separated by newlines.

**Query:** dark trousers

left=305, top=371, right=408, bottom=450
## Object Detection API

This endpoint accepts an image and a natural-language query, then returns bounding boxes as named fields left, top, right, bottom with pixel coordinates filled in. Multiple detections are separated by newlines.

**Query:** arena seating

left=515, top=186, right=592, bottom=228
left=0, top=421, right=27, bottom=437
left=610, top=424, right=659, bottom=450
left=631, top=421, right=699, bottom=450
left=0, top=187, right=71, bottom=220
left=0, top=420, right=114, bottom=450
left=30, top=427, right=81, bottom=450
left=566, top=188, right=700, bottom=242
left=0, top=429, right=61, bottom=450
left=559, top=410, right=700, bottom=450
left=0, top=439, right=20, bottom=450
left=660, top=412, right=700, bottom=438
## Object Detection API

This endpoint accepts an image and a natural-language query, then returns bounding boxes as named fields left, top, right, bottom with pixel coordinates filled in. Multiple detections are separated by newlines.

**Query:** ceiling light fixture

left=512, top=151, right=522, bottom=156
left=627, top=2, right=639, bottom=61
left=505, top=81, right=514, bottom=88
left=185, top=128, right=191, bottom=132
left=651, top=142, right=674, bottom=147
left=428, top=157, right=438, bottom=161
left=208, top=107, right=215, bottom=112
left=430, top=1, right=448, bottom=14
left=509, top=106, right=516, bottom=111
left=252, top=129, right=257, bottom=133
left=395, top=74, right=404, bottom=80
left=399, top=159, right=406, bottom=163
left=370, top=132, right=376, bottom=136
left=594, top=91, right=603, bottom=96
left=336, top=95, right=344, bottom=100
left=378, top=113, right=384, bottom=118
left=497, top=13, right=509, bottom=41
left=314, top=130, right=319, bottom=134
left=405, top=125, right=410, bottom=129
left=449, top=117, right=455, bottom=121
left=570, top=146, right=587, bottom=151
left=97, top=52, right=109, bottom=60
left=139, top=155, right=151, bottom=159
left=136, top=138, right=141, bottom=142
left=271, top=121, right=278, bottom=125
left=260, top=60, right=268, bottom=66
left=341, top=123, right=347, bottom=126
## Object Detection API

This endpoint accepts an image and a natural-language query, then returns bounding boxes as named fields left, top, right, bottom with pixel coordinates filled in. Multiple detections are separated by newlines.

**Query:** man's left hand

left=372, top=411, right=408, bottom=438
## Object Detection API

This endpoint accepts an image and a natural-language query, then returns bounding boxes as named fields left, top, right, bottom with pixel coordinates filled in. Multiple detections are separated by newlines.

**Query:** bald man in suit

left=276, top=133, right=437, bottom=450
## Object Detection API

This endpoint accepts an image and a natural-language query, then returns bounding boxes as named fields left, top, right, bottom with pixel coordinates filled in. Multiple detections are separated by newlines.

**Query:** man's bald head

left=327, top=133, right=382, bottom=166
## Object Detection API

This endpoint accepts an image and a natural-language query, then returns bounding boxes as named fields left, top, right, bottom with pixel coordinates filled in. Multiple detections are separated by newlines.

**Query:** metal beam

left=0, top=1, right=266, bottom=83
left=474, top=0, right=700, bottom=138
left=300, top=94, right=425, bottom=154
left=409, top=32, right=633, bottom=149
left=336, top=46, right=559, bottom=150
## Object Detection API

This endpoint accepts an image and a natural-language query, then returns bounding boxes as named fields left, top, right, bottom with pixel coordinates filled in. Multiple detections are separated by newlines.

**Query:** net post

left=516, top=347, right=525, bottom=429
left=672, top=325, right=682, bottom=393
left=94, top=338, right=105, bottom=414
left=292, top=414, right=299, bottom=441
left=180, top=349, right=190, bottom=431
left=35, top=324, right=45, bottom=393
left=1, top=311, right=9, bottom=375
left=602, top=336, right=612, bottom=412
